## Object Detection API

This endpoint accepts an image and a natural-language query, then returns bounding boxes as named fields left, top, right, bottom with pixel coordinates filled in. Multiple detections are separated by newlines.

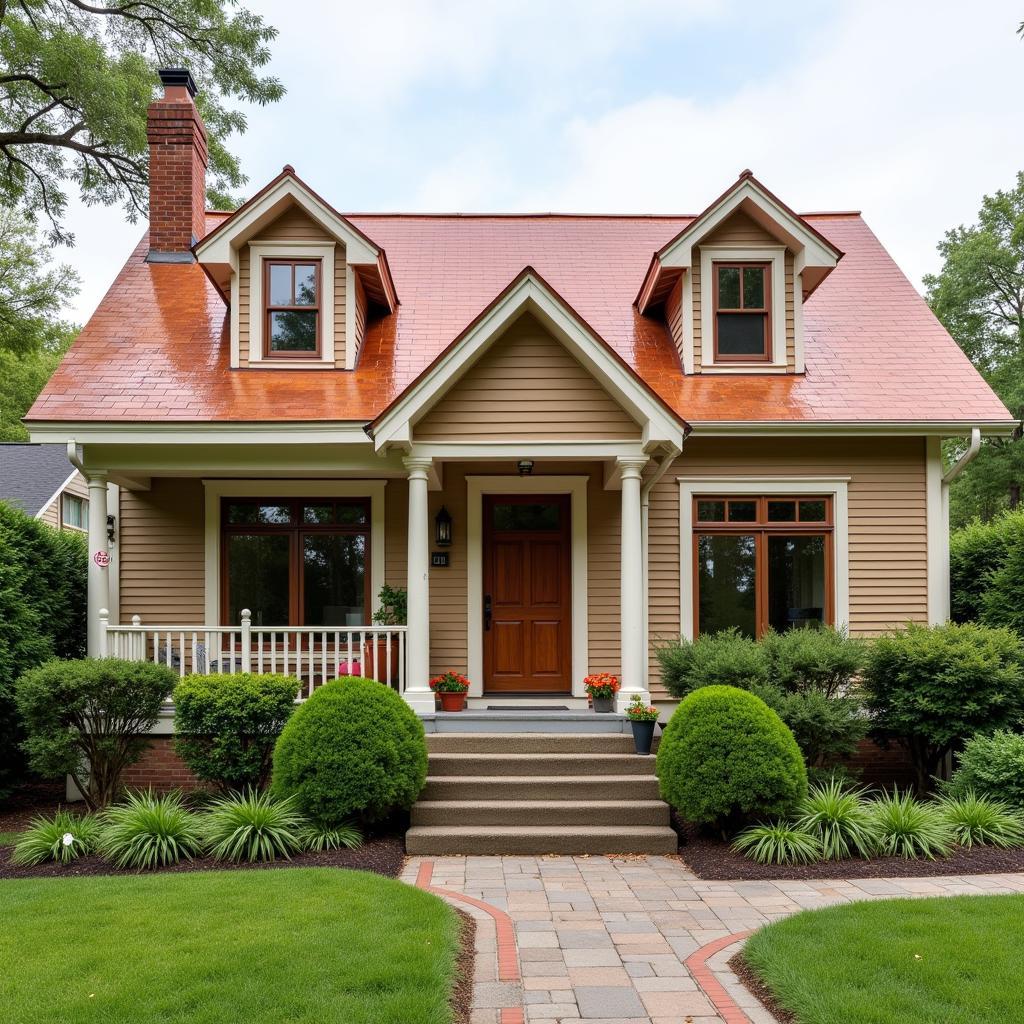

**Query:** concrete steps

left=406, top=732, right=676, bottom=855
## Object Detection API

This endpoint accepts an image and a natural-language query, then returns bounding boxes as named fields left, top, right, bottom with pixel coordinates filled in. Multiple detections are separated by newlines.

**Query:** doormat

left=486, top=705, right=571, bottom=711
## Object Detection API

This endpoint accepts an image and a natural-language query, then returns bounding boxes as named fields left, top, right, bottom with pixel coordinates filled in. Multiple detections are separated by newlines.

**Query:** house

left=0, top=443, right=94, bottom=533
left=24, top=71, right=1016, bottom=842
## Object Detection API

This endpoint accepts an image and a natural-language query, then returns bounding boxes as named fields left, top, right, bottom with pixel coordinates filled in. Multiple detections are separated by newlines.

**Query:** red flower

left=583, top=672, right=620, bottom=697
left=429, top=671, right=471, bottom=693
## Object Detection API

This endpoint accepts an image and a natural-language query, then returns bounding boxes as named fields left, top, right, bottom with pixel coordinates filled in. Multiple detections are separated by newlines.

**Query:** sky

left=61, top=0, right=1024, bottom=322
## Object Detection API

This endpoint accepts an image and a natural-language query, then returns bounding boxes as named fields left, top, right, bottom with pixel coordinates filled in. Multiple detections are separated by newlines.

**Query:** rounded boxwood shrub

left=946, top=730, right=1024, bottom=807
left=656, top=685, right=807, bottom=833
left=173, top=673, right=300, bottom=792
left=271, top=676, right=427, bottom=826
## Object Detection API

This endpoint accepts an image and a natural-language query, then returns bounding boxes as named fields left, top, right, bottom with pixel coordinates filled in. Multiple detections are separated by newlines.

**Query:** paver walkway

left=400, top=854, right=1024, bottom=1024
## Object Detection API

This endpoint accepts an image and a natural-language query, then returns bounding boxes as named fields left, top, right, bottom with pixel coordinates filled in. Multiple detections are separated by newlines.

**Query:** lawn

left=743, top=894, right=1024, bottom=1024
left=0, top=867, right=462, bottom=1024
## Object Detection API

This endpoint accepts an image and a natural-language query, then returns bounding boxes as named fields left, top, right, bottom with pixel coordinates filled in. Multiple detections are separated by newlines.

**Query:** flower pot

left=631, top=719, right=656, bottom=755
left=592, top=695, right=614, bottom=714
left=361, top=637, right=402, bottom=689
left=438, top=690, right=468, bottom=712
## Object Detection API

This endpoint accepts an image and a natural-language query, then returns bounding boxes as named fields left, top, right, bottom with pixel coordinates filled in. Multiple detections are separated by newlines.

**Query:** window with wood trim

left=221, top=498, right=370, bottom=627
left=693, top=496, right=832, bottom=638
left=264, top=259, right=321, bottom=356
left=713, top=262, right=770, bottom=361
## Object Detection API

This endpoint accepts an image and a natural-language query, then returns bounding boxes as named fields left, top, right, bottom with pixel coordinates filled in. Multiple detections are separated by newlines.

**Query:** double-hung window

left=264, top=259, right=321, bottom=356
left=693, top=496, right=832, bottom=637
left=713, top=262, right=770, bottom=361
left=61, top=494, right=88, bottom=531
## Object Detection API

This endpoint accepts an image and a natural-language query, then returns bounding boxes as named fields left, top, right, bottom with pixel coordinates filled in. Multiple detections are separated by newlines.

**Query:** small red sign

left=93, top=550, right=111, bottom=567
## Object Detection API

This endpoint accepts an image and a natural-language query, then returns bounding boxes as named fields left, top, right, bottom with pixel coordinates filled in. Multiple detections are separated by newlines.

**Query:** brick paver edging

left=685, top=930, right=757, bottom=1024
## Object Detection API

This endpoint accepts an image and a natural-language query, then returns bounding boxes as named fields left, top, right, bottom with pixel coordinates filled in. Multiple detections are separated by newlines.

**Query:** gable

left=413, top=312, right=643, bottom=442
left=700, top=209, right=779, bottom=247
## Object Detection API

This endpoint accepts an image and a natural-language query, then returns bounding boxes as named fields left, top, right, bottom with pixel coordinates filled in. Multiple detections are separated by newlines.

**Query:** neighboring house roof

left=0, top=443, right=77, bottom=517
left=26, top=206, right=1014, bottom=429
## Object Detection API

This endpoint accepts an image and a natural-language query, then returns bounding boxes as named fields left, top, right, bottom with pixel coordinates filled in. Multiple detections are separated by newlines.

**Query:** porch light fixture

left=517, top=459, right=534, bottom=476
left=434, top=505, right=453, bottom=547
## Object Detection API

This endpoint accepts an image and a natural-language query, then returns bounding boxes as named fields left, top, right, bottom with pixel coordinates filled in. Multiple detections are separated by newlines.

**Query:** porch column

left=403, top=456, right=435, bottom=713
left=617, top=456, right=649, bottom=711
left=86, top=473, right=110, bottom=657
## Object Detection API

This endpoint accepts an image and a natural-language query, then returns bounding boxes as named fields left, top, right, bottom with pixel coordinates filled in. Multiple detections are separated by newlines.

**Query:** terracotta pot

left=361, top=637, right=402, bottom=689
left=438, top=690, right=468, bottom=712
left=631, top=719, right=656, bottom=755
left=591, top=695, right=614, bottom=714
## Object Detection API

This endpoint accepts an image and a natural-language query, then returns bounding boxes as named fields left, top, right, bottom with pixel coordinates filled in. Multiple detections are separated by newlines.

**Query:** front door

left=483, top=494, right=572, bottom=693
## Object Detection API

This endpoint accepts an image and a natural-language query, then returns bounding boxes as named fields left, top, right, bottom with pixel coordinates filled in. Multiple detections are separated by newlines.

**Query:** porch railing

left=101, top=610, right=407, bottom=700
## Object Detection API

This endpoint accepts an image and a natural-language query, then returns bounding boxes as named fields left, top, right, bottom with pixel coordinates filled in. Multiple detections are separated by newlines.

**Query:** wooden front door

left=483, top=494, right=572, bottom=693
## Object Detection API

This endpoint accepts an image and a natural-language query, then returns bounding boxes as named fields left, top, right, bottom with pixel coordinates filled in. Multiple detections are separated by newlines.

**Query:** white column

left=617, top=456, right=649, bottom=711
left=403, top=457, right=435, bottom=712
left=86, top=473, right=110, bottom=657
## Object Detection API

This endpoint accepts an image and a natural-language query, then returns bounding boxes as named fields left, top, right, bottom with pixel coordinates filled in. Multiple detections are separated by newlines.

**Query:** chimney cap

left=158, top=67, right=198, bottom=98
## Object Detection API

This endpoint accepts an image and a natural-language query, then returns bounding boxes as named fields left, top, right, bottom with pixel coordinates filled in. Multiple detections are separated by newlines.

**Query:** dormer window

left=266, top=259, right=321, bottom=356
left=713, top=262, right=770, bottom=361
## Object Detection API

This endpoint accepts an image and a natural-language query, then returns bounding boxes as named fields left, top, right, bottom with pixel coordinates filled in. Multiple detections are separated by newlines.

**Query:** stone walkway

left=400, top=854, right=1024, bottom=1024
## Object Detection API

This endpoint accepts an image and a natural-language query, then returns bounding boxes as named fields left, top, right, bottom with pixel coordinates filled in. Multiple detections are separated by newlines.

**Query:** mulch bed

left=451, top=909, right=476, bottom=1024
left=0, top=783, right=66, bottom=833
left=728, top=952, right=793, bottom=1023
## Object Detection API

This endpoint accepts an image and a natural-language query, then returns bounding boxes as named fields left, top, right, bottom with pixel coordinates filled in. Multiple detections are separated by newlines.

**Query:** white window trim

left=61, top=492, right=89, bottom=532
left=466, top=476, right=589, bottom=698
left=246, top=242, right=336, bottom=367
left=698, top=246, right=788, bottom=373
left=202, top=480, right=386, bottom=627
left=678, top=476, right=850, bottom=640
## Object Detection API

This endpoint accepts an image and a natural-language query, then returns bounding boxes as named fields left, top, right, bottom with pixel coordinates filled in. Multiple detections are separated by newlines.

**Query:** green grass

left=744, top=895, right=1024, bottom=1024
left=0, top=868, right=461, bottom=1024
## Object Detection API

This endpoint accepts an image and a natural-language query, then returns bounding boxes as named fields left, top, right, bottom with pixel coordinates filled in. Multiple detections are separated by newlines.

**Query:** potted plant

left=430, top=671, right=471, bottom=712
left=361, top=585, right=407, bottom=687
left=624, top=694, right=659, bottom=755
left=584, top=672, right=619, bottom=713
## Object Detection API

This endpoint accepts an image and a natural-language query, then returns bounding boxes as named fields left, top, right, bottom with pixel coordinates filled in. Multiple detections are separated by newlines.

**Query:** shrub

left=937, top=792, right=1024, bottom=849
left=204, top=789, right=306, bottom=862
left=97, top=790, right=205, bottom=869
left=762, top=626, right=866, bottom=698
left=656, top=685, right=807, bottom=833
left=758, top=686, right=867, bottom=771
left=11, top=809, right=100, bottom=865
left=862, top=623, right=1024, bottom=793
left=301, top=821, right=363, bottom=852
left=657, top=629, right=768, bottom=698
left=795, top=779, right=878, bottom=860
left=946, top=730, right=1024, bottom=807
left=868, top=790, right=953, bottom=859
left=980, top=531, right=1024, bottom=636
left=173, top=673, right=300, bottom=792
left=271, top=676, right=428, bottom=827
left=950, top=508, right=1024, bottom=623
left=732, top=822, right=822, bottom=865
left=14, top=658, right=177, bottom=810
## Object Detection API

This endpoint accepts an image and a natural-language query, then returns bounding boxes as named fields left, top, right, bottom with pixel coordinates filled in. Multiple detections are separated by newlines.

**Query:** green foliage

left=204, top=789, right=305, bottom=862
left=949, top=509, right=1024, bottom=622
left=97, top=790, right=205, bottom=869
left=937, top=792, right=1024, bottom=849
left=796, top=779, right=879, bottom=860
left=656, top=685, right=807, bottom=831
left=14, top=658, right=176, bottom=809
left=11, top=808, right=100, bottom=865
left=0, top=501, right=86, bottom=799
left=761, top=626, right=867, bottom=697
left=173, top=673, right=299, bottom=792
left=731, top=822, right=822, bottom=865
left=300, top=821, right=363, bottom=853
left=0, top=1, right=285, bottom=239
left=868, top=790, right=953, bottom=859
left=980, top=530, right=1024, bottom=636
left=272, top=677, right=428, bottom=827
left=760, top=686, right=867, bottom=771
left=946, top=730, right=1024, bottom=807
left=657, top=628, right=768, bottom=696
left=863, top=622, right=1024, bottom=793
left=371, top=585, right=407, bottom=626
left=0, top=342, right=73, bottom=440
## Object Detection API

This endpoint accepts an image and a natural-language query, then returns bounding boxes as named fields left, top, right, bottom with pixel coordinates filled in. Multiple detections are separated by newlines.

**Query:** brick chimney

left=146, top=68, right=208, bottom=260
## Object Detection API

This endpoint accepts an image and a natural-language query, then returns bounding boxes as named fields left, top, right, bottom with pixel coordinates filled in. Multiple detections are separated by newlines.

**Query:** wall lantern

left=517, top=459, right=534, bottom=477
left=434, top=505, right=453, bottom=547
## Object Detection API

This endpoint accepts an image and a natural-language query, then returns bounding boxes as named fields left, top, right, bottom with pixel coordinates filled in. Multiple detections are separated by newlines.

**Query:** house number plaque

left=431, top=552, right=450, bottom=568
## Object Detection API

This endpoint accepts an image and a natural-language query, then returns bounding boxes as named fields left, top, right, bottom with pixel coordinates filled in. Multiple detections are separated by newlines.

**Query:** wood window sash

left=263, top=259, right=323, bottom=360
left=712, top=261, right=772, bottom=363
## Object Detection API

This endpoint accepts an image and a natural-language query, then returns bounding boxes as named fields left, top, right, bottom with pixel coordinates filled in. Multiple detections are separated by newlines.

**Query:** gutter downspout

left=937, top=427, right=982, bottom=625
left=66, top=439, right=85, bottom=475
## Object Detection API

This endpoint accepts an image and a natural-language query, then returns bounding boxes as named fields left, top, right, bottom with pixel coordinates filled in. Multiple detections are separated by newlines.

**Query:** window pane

left=335, top=502, right=369, bottom=526
left=767, top=500, right=797, bottom=522
left=303, top=534, right=366, bottom=626
left=492, top=502, right=560, bottom=531
left=63, top=496, right=86, bottom=528
left=697, top=500, right=726, bottom=522
left=227, top=503, right=292, bottom=525
left=799, top=500, right=827, bottom=523
left=727, top=500, right=757, bottom=522
left=716, top=313, right=766, bottom=356
left=767, top=535, right=826, bottom=632
left=226, top=534, right=290, bottom=626
left=294, top=264, right=317, bottom=305
left=269, top=310, right=318, bottom=352
left=303, top=503, right=334, bottom=524
left=697, top=534, right=757, bottom=638
left=743, top=266, right=765, bottom=308
left=269, top=264, right=292, bottom=305
left=717, top=266, right=741, bottom=309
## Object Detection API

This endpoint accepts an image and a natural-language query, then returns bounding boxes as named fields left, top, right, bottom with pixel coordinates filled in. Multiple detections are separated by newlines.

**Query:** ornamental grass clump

left=868, top=789, right=953, bottom=860
left=300, top=821, right=363, bottom=852
left=796, top=779, right=879, bottom=860
left=731, top=822, right=822, bottom=865
left=11, top=809, right=100, bottom=866
left=204, top=789, right=305, bottom=862
left=97, top=790, right=205, bottom=869
left=937, top=792, right=1024, bottom=849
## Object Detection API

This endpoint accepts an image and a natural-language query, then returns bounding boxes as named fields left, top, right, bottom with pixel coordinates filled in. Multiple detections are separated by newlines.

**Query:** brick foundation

left=843, top=737, right=916, bottom=787
left=122, top=737, right=200, bottom=792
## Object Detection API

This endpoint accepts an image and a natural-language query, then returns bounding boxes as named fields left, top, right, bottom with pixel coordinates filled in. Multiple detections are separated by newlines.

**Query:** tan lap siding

left=413, top=313, right=642, bottom=442
left=118, top=478, right=205, bottom=624
left=647, top=437, right=929, bottom=699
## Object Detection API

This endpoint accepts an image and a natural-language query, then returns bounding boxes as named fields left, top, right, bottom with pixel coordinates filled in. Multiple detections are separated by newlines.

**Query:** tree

left=0, top=1, right=284, bottom=242
left=924, top=172, right=1024, bottom=526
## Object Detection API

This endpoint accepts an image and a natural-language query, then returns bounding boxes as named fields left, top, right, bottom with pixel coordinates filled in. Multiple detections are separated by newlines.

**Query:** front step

left=420, top=774, right=662, bottom=802
left=421, top=711, right=630, bottom=733
left=411, top=799, right=670, bottom=827
left=406, top=825, right=678, bottom=856
left=426, top=732, right=637, bottom=753
left=427, top=752, right=655, bottom=776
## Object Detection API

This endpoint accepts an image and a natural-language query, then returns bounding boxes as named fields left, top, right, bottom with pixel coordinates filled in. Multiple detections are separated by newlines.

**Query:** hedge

left=950, top=508, right=1024, bottom=624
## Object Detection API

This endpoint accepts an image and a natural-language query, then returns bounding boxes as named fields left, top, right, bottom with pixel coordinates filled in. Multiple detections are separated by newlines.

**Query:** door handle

left=484, top=594, right=492, bottom=631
